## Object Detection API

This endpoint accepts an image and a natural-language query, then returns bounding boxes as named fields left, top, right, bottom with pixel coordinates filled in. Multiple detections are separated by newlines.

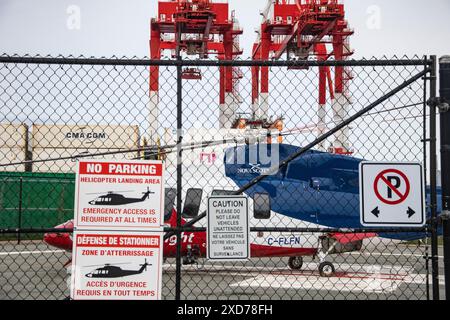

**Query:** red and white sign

left=359, top=162, right=425, bottom=227
left=74, top=160, right=165, bottom=230
left=70, top=230, right=163, bottom=300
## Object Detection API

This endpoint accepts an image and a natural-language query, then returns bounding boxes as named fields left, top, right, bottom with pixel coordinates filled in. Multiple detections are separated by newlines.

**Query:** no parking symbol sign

left=359, top=162, right=425, bottom=227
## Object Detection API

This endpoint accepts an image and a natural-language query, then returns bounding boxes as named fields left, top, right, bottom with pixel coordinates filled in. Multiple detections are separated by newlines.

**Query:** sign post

left=359, top=162, right=425, bottom=227
left=439, top=55, right=450, bottom=300
left=207, top=196, right=250, bottom=261
left=71, top=159, right=165, bottom=300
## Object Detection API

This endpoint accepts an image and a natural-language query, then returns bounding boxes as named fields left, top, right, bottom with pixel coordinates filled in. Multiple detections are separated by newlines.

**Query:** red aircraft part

left=43, top=210, right=374, bottom=260
left=43, top=213, right=317, bottom=258
left=329, top=232, right=377, bottom=245
left=150, top=1, right=243, bottom=129
left=252, top=0, right=354, bottom=154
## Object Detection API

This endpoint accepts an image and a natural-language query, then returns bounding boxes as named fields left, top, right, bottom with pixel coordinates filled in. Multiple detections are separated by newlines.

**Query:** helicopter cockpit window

left=286, top=163, right=310, bottom=181
left=253, top=192, right=271, bottom=219
left=164, top=188, right=177, bottom=221
left=331, top=169, right=359, bottom=192
left=309, top=177, right=336, bottom=191
left=182, top=188, right=203, bottom=218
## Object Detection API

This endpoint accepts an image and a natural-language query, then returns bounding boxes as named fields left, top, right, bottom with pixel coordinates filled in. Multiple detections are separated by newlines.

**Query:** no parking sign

left=71, top=159, right=165, bottom=300
left=359, top=162, right=425, bottom=227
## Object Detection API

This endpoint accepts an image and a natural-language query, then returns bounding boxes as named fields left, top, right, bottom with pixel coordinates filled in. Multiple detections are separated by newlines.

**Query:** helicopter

left=44, top=142, right=443, bottom=277
left=85, top=259, right=151, bottom=278
left=224, top=143, right=443, bottom=240
left=88, top=187, right=154, bottom=206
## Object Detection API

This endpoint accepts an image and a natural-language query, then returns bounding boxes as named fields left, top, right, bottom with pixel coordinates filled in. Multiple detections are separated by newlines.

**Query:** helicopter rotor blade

left=82, top=263, right=131, bottom=268
left=86, top=191, right=135, bottom=195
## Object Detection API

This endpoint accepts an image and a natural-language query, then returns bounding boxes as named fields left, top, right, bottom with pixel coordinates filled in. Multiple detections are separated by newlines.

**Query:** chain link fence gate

left=0, top=55, right=441, bottom=300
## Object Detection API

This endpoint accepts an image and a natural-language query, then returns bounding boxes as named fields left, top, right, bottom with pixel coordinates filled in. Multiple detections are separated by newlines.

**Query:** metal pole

left=17, top=177, right=23, bottom=244
left=175, top=23, right=183, bottom=301
left=429, top=55, right=440, bottom=300
left=439, top=55, right=450, bottom=300
left=424, top=56, right=430, bottom=302
left=0, top=56, right=430, bottom=67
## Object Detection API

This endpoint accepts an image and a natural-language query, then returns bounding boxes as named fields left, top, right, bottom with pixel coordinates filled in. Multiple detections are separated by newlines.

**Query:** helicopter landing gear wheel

left=318, top=261, right=335, bottom=277
left=183, top=245, right=200, bottom=266
left=288, top=256, right=303, bottom=270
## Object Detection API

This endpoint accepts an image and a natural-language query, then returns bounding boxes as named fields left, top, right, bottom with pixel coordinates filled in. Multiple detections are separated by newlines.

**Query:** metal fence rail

left=0, top=55, right=441, bottom=300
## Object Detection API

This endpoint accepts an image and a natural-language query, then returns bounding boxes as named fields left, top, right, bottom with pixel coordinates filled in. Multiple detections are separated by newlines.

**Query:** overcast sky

left=0, top=0, right=447, bottom=172
left=0, top=0, right=449, bottom=59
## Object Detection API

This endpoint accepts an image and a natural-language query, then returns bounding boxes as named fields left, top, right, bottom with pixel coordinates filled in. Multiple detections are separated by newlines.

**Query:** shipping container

left=0, top=123, right=30, bottom=172
left=32, top=124, right=140, bottom=149
left=31, top=124, right=140, bottom=173
left=0, top=123, right=28, bottom=149
left=0, top=148, right=28, bottom=172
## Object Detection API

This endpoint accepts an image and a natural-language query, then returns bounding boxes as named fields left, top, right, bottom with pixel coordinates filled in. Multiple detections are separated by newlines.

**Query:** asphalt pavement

left=0, top=241, right=445, bottom=300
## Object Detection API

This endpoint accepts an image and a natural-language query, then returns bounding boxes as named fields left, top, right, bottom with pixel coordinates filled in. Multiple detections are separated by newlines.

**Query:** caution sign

left=359, top=162, right=425, bottom=227
left=207, top=196, right=250, bottom=261
left=74, top=160, right=165, bottom=230
left=70, top=230, right=163, bottom=300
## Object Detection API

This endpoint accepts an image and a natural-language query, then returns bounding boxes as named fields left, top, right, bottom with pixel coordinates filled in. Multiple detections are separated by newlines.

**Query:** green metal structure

left=0, top=172, right=75, bottom=228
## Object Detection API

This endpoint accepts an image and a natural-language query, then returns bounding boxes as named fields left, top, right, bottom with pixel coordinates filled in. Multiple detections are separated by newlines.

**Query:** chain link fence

left=0, top=55, right=441, bottom=300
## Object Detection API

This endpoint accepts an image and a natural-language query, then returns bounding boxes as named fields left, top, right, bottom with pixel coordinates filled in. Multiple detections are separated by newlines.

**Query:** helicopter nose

left=88, top=201, right=94, bottom=205
left=85, top=273, right=92, bottom=278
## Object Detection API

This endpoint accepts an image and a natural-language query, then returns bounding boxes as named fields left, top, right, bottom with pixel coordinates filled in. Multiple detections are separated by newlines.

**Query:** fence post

left=440, top=55, right=450, bottom=300
left=17, top=177, right=23, bottom=244
left=175, top=25, right=183, bottom=301
left=429, top=55, right=440, bottom=300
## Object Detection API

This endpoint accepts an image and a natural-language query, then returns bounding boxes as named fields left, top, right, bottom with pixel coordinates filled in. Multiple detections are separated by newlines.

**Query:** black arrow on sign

left=407, top=207, right=416, bottom=218
left=371, top=207, right=380, bottom=218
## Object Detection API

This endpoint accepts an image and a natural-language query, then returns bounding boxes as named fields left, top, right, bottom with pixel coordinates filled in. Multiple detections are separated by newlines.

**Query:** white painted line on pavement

left=346, top=251, right=444, bottom=259
left=0, top=250, right=65, bottom=256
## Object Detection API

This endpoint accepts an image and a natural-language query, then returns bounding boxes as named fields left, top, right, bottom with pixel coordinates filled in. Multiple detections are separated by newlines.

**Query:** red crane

left=252, top=0, right=354, bottom=154
left=150, top=0, right=243, bottom=131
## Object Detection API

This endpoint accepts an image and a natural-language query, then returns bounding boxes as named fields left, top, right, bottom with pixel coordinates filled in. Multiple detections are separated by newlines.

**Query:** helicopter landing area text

left=71, top=230, right=163, bottom=300
left=74, top=159, right=165, bottom=230
left=80, top=177, right=161, bottom=184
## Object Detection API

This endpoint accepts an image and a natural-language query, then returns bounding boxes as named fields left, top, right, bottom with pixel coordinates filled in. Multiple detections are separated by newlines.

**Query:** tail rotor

left=139, top=258, right=151, bottom=271
left=141, top=187, right=154, bottom=200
